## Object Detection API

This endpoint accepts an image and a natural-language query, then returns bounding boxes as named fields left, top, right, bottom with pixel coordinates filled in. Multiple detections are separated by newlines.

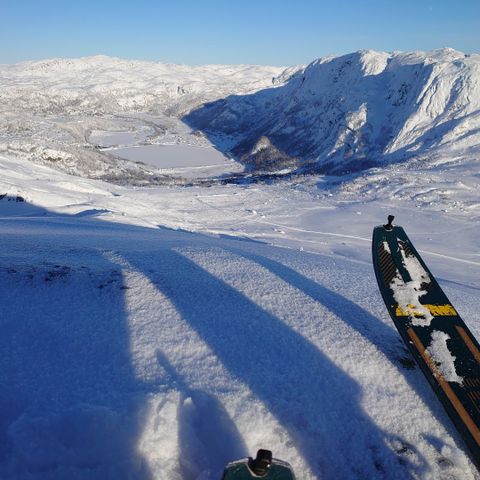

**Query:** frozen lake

left=89, top=129, right=154, bottom=147
left=112, top=144, right=244, bottom=178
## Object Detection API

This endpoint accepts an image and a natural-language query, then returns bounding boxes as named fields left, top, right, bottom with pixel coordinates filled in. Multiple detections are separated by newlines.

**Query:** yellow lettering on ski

left=395, top=304, right=458, bottom=317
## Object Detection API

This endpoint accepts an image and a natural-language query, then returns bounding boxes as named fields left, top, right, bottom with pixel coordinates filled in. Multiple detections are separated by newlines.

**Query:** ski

left=372, top=215, right=480, bottom=465
left=222, top=449, right=296, bottom=480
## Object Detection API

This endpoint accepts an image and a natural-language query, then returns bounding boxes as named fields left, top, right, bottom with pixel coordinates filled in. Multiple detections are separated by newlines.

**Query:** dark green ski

left=222, top=450, right=295, bottom=480
left=372, top=216, right=480, bottom=465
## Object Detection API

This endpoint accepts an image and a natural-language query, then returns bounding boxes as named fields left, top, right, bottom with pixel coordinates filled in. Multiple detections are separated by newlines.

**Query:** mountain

left=0, top=56, right=291, bottom=182
left=0, top=55, right=287, bottom=116
left=1, top=50, right=479, bottom=181
left=185, top=48, right=480, bottom=174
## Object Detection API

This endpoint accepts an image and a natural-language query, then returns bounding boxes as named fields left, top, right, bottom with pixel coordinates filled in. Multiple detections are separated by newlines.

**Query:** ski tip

left=383, top=215, right=395, bottom=231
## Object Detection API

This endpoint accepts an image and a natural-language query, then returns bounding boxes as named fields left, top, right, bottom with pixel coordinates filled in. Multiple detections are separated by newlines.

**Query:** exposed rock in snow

left=3, top=49, right=480, bottom=183
left=243, top=136, right=298, bottom=173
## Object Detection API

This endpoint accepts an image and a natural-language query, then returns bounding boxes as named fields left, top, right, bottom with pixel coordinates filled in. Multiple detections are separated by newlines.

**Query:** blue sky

left=1, top=0, right=479, bottom=65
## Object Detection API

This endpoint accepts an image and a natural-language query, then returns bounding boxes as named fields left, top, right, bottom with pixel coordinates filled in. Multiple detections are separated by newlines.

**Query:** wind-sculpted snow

left=185, top=48, right=480, bottom=174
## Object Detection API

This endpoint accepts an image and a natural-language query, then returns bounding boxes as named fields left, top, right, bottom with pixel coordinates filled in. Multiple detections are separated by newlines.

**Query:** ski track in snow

left=417, top=250, right=480, bottom=267
left=196, top=195, right=480, bottom=268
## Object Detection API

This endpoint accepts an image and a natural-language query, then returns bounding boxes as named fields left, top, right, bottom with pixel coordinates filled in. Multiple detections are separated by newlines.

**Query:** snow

left=0, top=57, right=290, bottom=183
left=89, top=129, right=154, bottom=148
left=390, top=242, right=434, bottom=327
left=0, top=151, right=479, bottom=480
left=426, top=331, right=463, bottom=384
left=383, top=241, right=391, bottom=254
left=0, top=50, right=480, bottom=479
left=184, top=48, right=480, bottom=176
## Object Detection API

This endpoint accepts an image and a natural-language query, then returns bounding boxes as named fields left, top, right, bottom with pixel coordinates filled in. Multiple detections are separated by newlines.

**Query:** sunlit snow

left=0, top=50, right=479, bottom=480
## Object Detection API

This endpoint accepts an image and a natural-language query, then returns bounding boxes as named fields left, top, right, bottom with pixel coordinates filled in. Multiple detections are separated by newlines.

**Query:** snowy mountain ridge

left=185, top=48, right=480, bottom=173
left=0, top=55, right=288, bottom=116
left=2, top=48, right=480, bottom=182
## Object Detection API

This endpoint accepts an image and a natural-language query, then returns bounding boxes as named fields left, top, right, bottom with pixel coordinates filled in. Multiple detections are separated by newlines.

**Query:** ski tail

left=222, top=449, right=295, bottom=480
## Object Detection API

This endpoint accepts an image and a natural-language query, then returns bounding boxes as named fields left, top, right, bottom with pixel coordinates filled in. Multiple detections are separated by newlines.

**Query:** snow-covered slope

left=3, top=50, right=480, bottom=182
left=0, top=56, right=290, bottom=181
left=0, top=151, right=479, bottom=479
left=185, top=48, right=480, bottom=173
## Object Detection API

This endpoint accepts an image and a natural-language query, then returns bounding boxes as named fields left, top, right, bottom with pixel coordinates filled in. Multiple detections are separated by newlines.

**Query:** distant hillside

left=0, top=56, right=290, bottom=182
left=185, top=49, right=480, bottom=173
left=0, top=55, right=287, bottom=117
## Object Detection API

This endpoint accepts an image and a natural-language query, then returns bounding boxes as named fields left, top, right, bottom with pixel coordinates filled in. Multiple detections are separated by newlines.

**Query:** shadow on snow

left=122, top=247, right=423, bottom=479
left=0, top=199, right=154, bottom=480
left=156, top=350, right=248, bottom=479
left=0, top=198, right=466, bottom=478
left=225, top=246, right=467, bottom=458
